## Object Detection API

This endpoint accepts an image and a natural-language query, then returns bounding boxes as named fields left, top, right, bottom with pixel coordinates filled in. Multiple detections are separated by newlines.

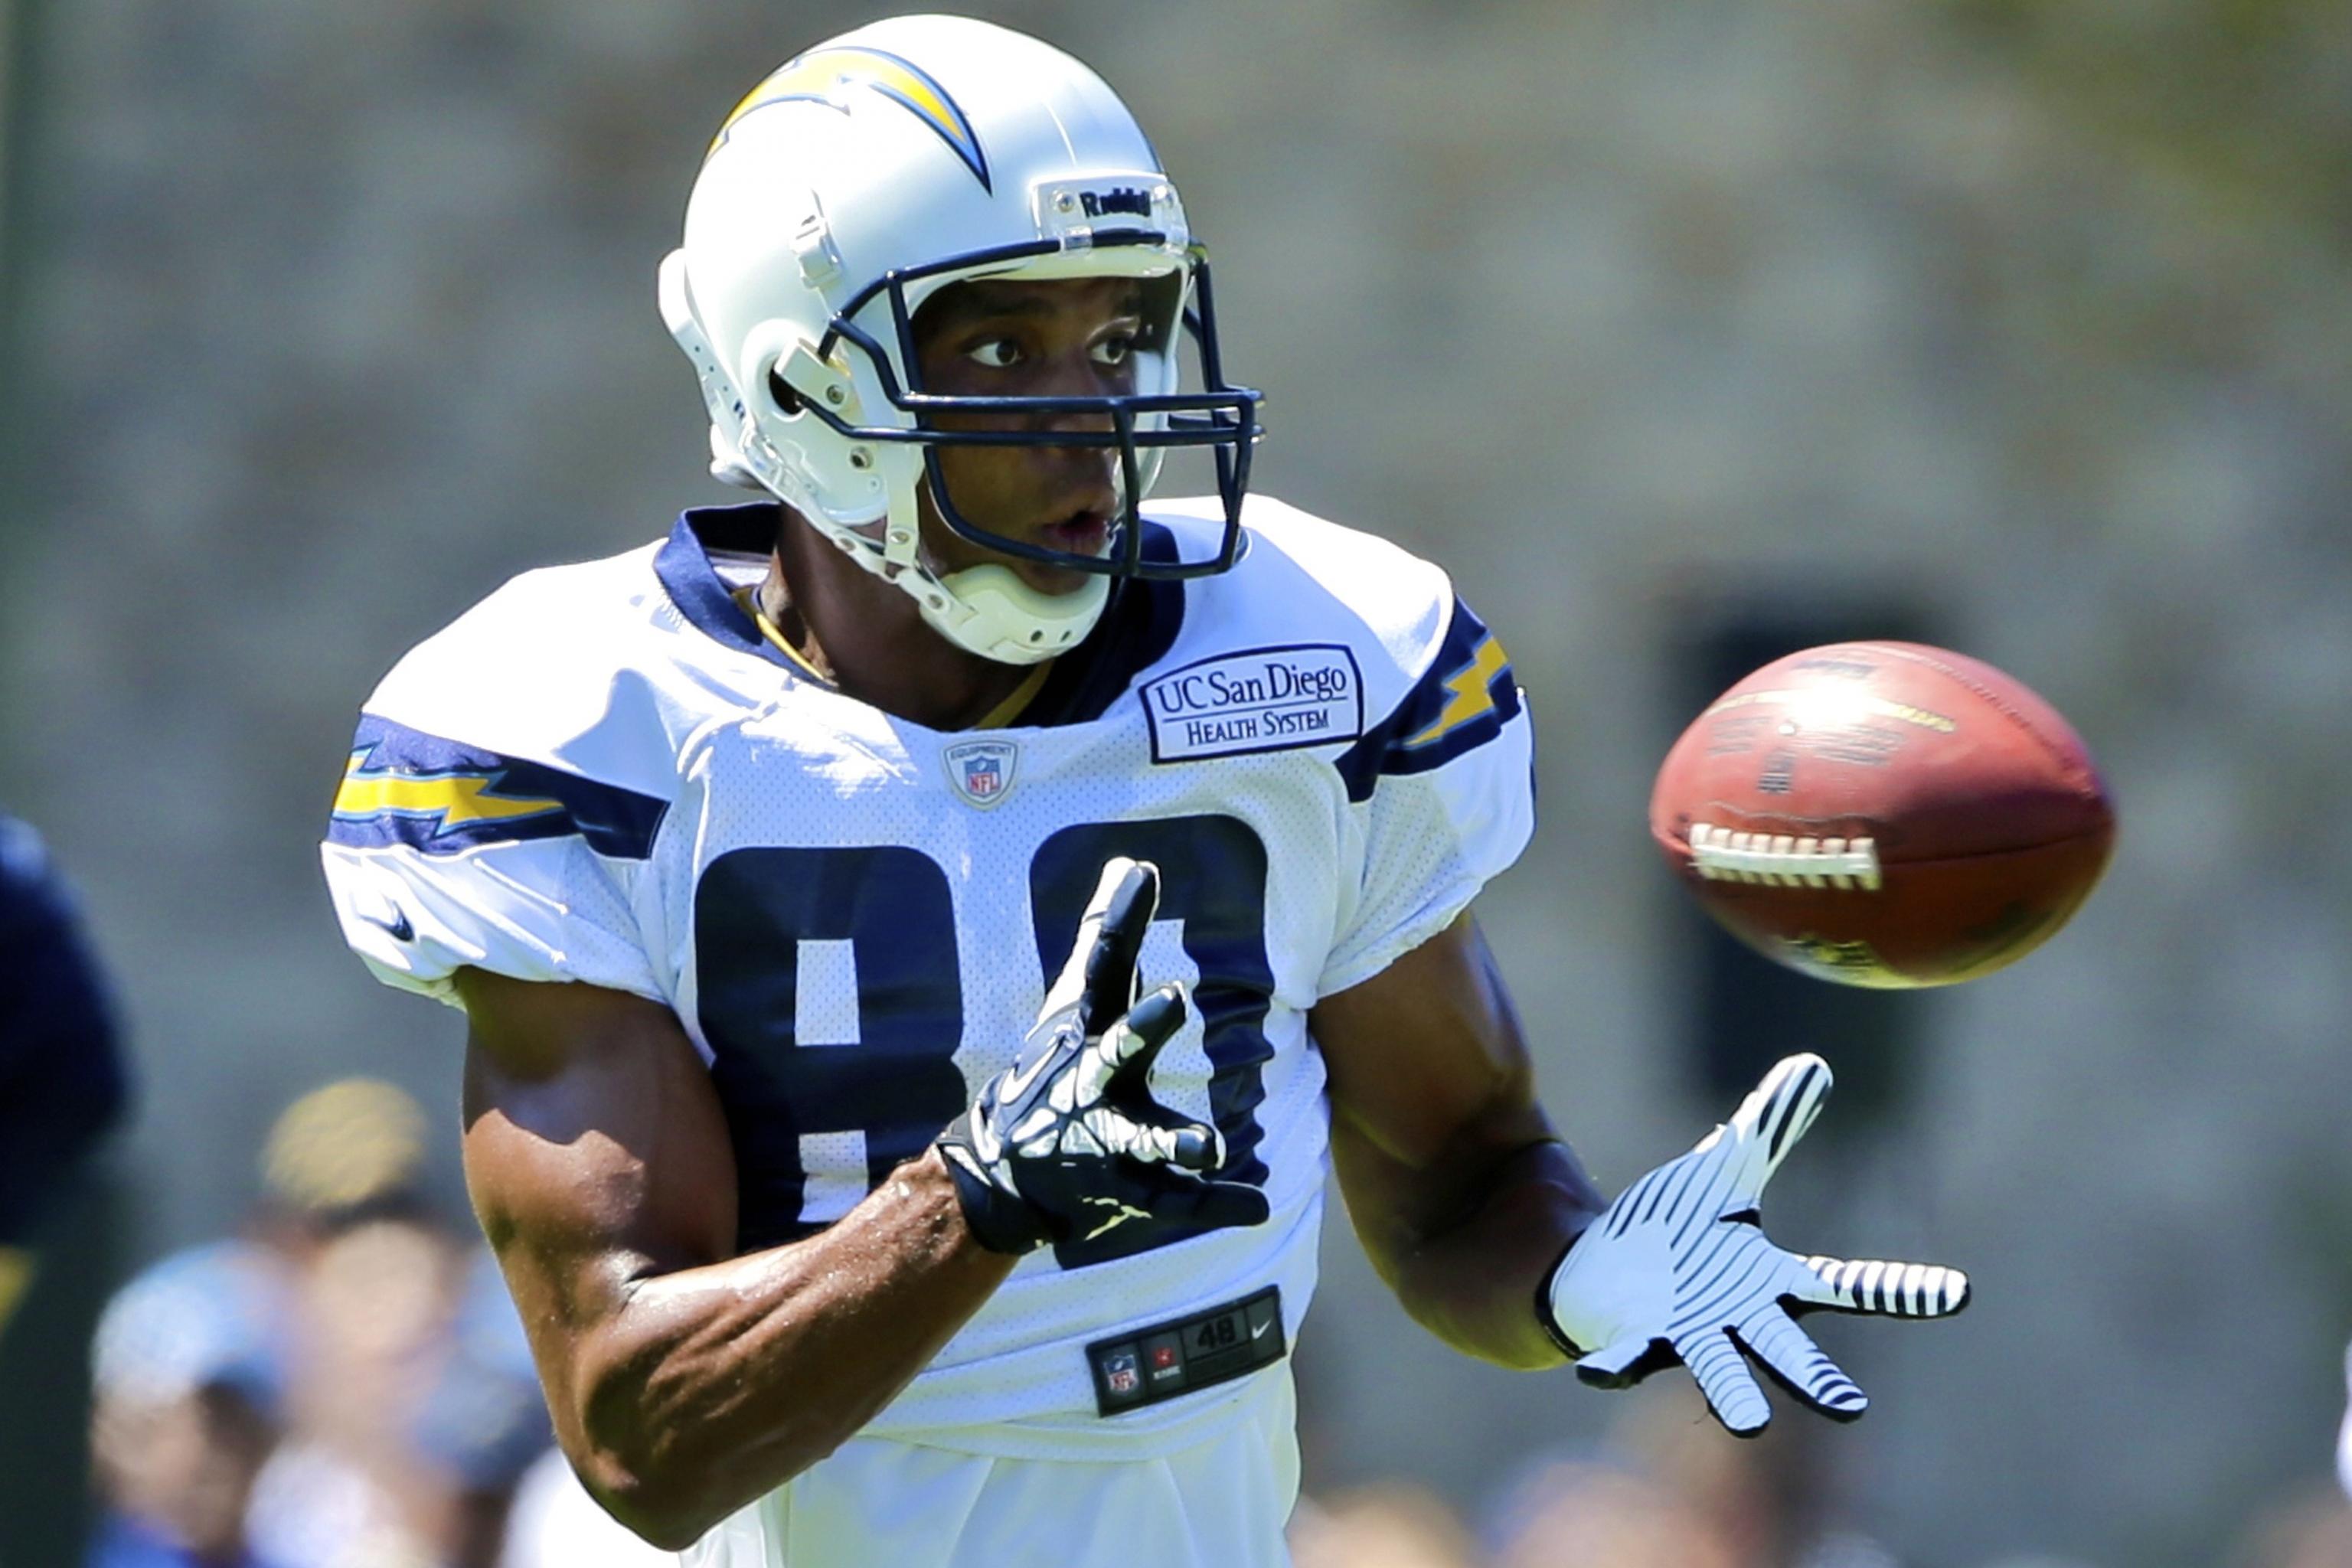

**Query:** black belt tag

left=1087, top=1286, right=1285, bottom=1417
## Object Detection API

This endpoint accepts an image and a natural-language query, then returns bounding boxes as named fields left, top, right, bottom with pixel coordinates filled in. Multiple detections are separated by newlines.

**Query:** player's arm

left=1312, top=910, right=1606, bottom=1370
left=456, top=857, right=1255, bottom=1547
left=456, top=968, right=1016, bottom=1548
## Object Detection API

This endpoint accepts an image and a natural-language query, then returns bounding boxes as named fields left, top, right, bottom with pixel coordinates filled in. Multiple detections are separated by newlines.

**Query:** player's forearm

left=1378, top=1140, right=1603, bottom=1370
left=563, top=1148, right=1014, bottom=1547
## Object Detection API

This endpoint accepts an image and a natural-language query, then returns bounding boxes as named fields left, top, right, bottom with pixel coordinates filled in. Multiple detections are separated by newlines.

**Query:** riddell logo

left=1078, top=188, right=1152, bottom=219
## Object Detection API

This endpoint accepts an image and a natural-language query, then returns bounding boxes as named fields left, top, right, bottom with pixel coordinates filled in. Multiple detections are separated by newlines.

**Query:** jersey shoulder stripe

left=328, top=714, right=668, bottom=858
left=1152, top=494, right=1449, bottom=704
left=1331, top=596, right=1522, bottom=802
left=355, top=520, right=787, bottom=816
left=1152, top=495, right=1524, bottom=803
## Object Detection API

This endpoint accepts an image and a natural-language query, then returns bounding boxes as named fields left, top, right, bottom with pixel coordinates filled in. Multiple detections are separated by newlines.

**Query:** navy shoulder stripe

left=326, top=715, right=668, bottom=859
left=1332, top=597, right=1523, bottom=803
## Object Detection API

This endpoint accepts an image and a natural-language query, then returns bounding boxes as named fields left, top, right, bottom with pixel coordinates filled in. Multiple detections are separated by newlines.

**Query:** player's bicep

left=456, top=970, right=737, bottom=1364
left=1313, top=913, right=1553, bottom=1254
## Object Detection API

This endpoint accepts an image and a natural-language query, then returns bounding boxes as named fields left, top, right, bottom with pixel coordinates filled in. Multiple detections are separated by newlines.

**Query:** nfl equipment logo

left=1105, top=1351, right=1140, bottom=1396
left=942, top=739, right=1019, bottom=808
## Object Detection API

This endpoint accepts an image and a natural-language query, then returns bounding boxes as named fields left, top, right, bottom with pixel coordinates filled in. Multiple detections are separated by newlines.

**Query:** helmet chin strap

left=928, top=564, right=1109, bottom=665
left=864, top=449, right=1116, bottom=667
left=910, top=451, right=1129, bottom=665
left=709, top=417, right=1116, bottom=668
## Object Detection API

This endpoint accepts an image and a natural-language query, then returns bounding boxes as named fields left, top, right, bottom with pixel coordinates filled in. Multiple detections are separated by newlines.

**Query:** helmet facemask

left=662, top=20, right=1265, bottom=666
left=813, top=238, right=1259, bottom=662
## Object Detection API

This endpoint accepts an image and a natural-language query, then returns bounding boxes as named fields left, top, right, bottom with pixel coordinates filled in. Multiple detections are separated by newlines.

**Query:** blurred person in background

left=0, top=812, right=131, bottom=1341
left=239, top=1078, right=547, bottom=1568
left=0, top=812, right=133, bottom=1558
left=1481, top=1384, right=1897, bottom=1568
left=90, top=1079, right=548, bottom=1568
left=2224, top=1484, right=2352, bottom=1568
left=87, top=1243, right=287, bottom=1568
left=1288, top=1481, right=1481, bottom=1568
left=1606, top=1386, right=1894, bottom=1568
left=419, top=1255, right=582, bottom=1567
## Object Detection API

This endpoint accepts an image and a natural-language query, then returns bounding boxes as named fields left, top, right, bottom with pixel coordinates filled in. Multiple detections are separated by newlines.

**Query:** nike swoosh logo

left=1251, top=1318, right=1272, bottom=1340
left=995, top=1047, right=1057, bottom=1106
left=364, top=909, right=415, bottom=942
left=1081, top=1197, right=1152, bottom=1241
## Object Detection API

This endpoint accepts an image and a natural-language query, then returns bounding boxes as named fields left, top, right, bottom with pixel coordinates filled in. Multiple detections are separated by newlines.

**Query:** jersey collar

left=653, top=502, right=786, bottom=668
left=653, top=501, right=1187, bottom=728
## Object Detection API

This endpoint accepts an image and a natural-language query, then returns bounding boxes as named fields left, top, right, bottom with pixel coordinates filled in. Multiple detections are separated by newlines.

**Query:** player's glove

left=936, top=858, right=1271, bottom=1256
left=1540, top=1053, right=1968, bottom=1436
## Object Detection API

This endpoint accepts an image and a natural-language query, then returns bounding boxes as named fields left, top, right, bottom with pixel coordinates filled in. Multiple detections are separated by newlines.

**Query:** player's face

left=911, top=276, right=1159, bottom=597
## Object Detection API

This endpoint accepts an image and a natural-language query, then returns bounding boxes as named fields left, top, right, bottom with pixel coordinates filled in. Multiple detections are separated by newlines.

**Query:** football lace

left=1687, top=823, right=1883, bottom=890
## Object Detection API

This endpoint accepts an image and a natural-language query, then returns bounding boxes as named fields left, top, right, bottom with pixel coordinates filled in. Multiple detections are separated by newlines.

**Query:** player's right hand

left=936, top=858, right=1271, bottom=1256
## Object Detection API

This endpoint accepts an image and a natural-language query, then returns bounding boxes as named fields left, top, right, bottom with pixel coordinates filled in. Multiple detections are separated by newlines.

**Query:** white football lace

left=1688, top=822, right=1882, bottom=890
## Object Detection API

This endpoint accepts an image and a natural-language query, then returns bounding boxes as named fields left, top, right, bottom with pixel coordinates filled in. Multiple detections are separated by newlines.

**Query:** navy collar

left=652, top=502, right=1186, bottom=727
left=652, top=503, right=789, bottom=668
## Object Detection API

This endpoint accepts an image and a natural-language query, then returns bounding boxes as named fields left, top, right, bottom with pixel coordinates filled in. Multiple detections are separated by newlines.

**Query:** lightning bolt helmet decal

left=710, top=45, right=991, bottom=191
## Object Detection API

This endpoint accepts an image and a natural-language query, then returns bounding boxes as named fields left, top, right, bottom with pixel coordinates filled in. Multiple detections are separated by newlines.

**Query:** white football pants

left=682, top=1367, right=1300, bottom=1568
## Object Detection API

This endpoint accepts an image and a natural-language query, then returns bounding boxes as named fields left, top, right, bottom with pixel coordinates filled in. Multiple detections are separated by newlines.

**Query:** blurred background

left=2, top=0, right=2349, bottom=1563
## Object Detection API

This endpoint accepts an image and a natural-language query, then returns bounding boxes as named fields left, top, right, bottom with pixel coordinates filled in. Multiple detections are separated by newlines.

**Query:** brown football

left=1650, top=642, right=2115, bottom=988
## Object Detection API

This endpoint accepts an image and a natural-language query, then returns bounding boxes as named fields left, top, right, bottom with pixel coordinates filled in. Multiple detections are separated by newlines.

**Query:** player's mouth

left=1037, top=505, right=1112, bottom=560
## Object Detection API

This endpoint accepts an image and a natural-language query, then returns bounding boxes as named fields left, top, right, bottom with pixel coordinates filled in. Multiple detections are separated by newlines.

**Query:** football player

left=320, top=17, right=1967, bottom=1564
left=0, top=813, right=129, bottom=1342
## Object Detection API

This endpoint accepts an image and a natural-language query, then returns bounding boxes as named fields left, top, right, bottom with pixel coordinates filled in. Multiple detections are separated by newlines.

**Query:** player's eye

left=1090, top=334, right=1135, bottom=369
left=965, top=338, right=1024, bottom=369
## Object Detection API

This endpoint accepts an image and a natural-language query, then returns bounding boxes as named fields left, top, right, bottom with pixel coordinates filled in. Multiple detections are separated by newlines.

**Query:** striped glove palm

left=1542, top=1053, right=1968, bottom=1435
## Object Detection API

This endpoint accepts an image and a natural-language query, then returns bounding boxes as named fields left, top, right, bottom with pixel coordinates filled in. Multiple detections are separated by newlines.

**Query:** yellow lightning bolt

left=332, top=753, right=563, bottom=831
left=1404, top=635, right=1511, bottom=747
left=710, top=47, right=977, bottom=174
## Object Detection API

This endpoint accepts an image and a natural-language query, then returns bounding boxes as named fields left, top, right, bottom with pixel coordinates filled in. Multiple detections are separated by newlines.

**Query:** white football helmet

left=660, top=15, right=1263, bottom=665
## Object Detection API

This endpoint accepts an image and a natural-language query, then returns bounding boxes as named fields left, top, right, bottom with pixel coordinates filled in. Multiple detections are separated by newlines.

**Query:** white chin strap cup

left=932, top=564, right=1110, bottom=666
left=701, top=419, right=1114, bottom=668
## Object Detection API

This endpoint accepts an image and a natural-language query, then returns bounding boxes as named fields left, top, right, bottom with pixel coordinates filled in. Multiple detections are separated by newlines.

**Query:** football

left=1649, top=641, right=2115, bottom=988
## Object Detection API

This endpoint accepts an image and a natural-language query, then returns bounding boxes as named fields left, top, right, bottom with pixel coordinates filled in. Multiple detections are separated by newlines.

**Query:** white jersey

left=320, top=493, right=1533, bottom=1462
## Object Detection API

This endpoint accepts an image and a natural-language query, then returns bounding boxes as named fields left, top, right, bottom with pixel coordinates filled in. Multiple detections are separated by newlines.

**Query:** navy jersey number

left=694, top=846, right=969, bottom=1250
left=1029, top=817, right=1274, bottom=1268
left=693, top=818, right=1275, bottom=1264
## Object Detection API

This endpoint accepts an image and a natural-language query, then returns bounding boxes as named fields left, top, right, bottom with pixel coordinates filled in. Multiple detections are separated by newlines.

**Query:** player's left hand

left=1540, top=1053, right=1968, bottom=1436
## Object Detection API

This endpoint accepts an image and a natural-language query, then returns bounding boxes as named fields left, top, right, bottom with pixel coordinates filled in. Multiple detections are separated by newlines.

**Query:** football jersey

left=320, top=493, right=1534, bottom=1459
